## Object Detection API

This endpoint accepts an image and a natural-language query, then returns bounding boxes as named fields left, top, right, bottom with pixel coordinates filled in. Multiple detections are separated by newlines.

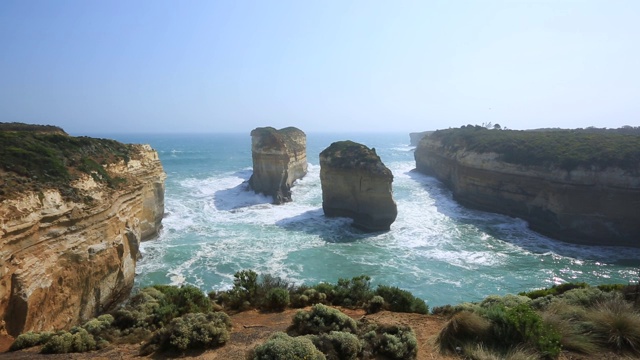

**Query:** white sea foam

left=134, top=135, right=640, bottom=306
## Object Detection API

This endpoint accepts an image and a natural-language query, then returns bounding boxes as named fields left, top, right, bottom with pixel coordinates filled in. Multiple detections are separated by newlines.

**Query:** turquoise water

left=106, top=132, right=640, bottom=307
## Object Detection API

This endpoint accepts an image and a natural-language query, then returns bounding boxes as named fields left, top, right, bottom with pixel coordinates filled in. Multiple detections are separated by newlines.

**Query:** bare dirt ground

left=0, top=307, right=456, bottom=360
left=0, top=308, right=630, bottom=359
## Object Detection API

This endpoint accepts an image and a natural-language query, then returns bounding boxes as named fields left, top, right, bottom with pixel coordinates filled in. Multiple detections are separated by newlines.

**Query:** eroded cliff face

left=0, top=144, right=165, bottom=336
left=249, top=127, right=307, bottom=204
left=320, top=141, right=397, bottom=232
left=415, top=136, right=640, bottom=247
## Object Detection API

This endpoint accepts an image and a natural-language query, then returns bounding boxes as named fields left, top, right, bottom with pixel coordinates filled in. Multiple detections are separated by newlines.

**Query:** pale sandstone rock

left=320, top=141, right=397, bottom=232
left=0, top=144, right=165, bottom=336
left=249, top=127, right=307, bottom=204
left=415, top=135, right=640, bottom=247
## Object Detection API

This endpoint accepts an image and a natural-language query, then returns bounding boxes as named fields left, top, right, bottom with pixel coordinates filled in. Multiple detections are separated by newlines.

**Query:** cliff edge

left=414, top=127, right=640, bottom=247
left=0, top=124, right=166, bottom=335
left=249, top=127, right=307, bottom=204
left=320, top=141, right=397, bottom=232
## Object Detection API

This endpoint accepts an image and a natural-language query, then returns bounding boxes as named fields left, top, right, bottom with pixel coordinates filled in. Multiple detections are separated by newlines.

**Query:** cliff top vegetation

left=0, top=122, right=133, bottom=201
left=320, top=140, right=392, bottom=176
left=250, top=126, right=305, bottom=153
left=425, top=126, right=640, bottom=171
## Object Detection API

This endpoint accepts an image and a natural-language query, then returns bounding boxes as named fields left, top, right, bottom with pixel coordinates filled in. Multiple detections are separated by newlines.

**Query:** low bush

left=9, top=331, right=54, bottom=351
left=307, top=331, right=362, bottom=360
left=251, top=332, right=326, bottom=360
left=487, top=303, right=561, bottom=357
left=263, top=287, right=290, bottom=312
left=330, top=275, right=374, bottom=308
left=41, top=328, right=97, bottom=354
left=520, top=283, right=589, bottom=300
left=362, top=324, right=418, bottom=360
left=290, top=304, right=358, bottom=335
left=374, top=285, right=428, bottom=314
left=366, top=295, right=385, bottom=314
left=141, top=311, right=232, bottom=354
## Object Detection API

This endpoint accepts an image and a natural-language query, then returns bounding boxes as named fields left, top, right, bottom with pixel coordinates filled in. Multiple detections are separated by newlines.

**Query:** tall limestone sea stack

left=0, top=123, right=165, bottom=336
left=414, top=126, right=640, bottom=247
left=249, top=127, right=307, bottom=204
left=320, top=141, right=397, bottom=232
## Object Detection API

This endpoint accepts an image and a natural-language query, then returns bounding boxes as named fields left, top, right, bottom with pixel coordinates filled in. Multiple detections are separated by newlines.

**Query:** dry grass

left=436, top=311, right=491, bottom=353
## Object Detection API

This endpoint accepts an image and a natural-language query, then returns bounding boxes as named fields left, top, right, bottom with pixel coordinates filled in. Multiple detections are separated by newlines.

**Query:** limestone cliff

left=320, top=141, right=397, bottom=232
left=249, top=127, right=307, bottom=204
left=415, top=129, right=640, bottom=247
left=409, top=131, right=432, bottom=146
left=0, top=126, right=165, bottom=336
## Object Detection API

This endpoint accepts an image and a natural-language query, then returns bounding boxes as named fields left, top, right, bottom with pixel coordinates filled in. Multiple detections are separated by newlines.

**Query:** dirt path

left=0, top=308, right=455, bottom=359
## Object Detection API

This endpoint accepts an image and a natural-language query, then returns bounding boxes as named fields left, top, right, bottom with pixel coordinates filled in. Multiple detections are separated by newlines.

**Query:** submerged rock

left=320, top=141, right=397, bottom=232
left=249, top=127, right=307, bottom=204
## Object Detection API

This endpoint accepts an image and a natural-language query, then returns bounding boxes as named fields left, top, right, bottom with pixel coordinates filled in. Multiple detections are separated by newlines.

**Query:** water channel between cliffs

left=107, top=132, right=640, bottom=307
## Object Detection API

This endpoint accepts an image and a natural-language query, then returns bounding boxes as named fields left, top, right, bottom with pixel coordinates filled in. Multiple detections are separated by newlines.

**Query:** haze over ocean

left=107, top=132, right=640, bottom=307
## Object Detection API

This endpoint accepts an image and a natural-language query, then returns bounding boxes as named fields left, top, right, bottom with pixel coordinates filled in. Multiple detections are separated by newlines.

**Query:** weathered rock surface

left=320, top=141, right=397, bottom=232
left=249, top=127, right=307, bottom=204
left=0, top=141, right=165, bottom=336
left=409, top=131, right=432, bottom=146
left=415, top=135, right=640, bottom=247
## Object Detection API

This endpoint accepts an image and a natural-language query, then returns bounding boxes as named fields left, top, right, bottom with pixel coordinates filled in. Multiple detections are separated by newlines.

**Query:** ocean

left=104, top=132, right=640, bottom=307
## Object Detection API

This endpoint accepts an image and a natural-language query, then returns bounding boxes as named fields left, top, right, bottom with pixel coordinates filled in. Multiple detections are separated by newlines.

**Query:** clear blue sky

left=1, top=1, right=638, bottom=135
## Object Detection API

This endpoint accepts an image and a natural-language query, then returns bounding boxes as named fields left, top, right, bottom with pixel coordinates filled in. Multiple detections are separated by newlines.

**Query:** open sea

left=104, top=132, right=640, bottom=307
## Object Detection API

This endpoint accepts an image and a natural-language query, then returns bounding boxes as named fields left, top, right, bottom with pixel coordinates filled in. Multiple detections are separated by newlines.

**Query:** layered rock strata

left=415, top=134, right=640, bottom=247
left=249, top=127, right=307, bottom=204
left=320, top=141, right=397, bottom=232
left=0, top=138, right=165, bottom=336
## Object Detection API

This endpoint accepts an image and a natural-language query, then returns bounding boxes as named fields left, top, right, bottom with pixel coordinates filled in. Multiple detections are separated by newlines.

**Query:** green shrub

left=264, top=288, right=290, bottom=311
left=82, top=314, right=114, bottom=336
left=224, top=270, right=259, bottom=309
left=363, top=324, right=418, bottom=360
left=152, top=284, right=212, bottom=324
left=113, top=285, right=212, bottom=330
left=9, top=331, right=53, bottom=351
left=366, top=295, right=385, bottom=314
left=520, top=282, right=589, bottom=300
left=479, top=294, right=531, bottom=309
left=374, top=285, right=428, bottom=314
left=290, top=304, right=358, bottom=335
left=487, top=303, right=561, bottom=357
left=436, top=311, right=491, bottom=352
left=41, top=328, right=97, bottom=354
left=330, top=275, right=373, bottom=308
left=251, top=332, right=325, bottom=360
left=307, top=331, right=362, bottom=360
left=141, top=311, right=232, bottom=354
left=557, top=287, right=614, bottom=307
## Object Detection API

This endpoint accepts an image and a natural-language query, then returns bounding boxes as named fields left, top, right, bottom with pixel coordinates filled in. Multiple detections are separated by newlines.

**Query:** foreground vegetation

left=10, top=271, right=426, bottom=357
left=10, top=270, right=640, bottom=359
left=433, top=282, right=640, bottom=359
left=426, top=126, right=640, bottom=170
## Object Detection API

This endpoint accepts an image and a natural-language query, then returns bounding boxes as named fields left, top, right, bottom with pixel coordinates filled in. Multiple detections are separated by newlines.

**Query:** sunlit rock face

left=415, top=134, right=640, bottom=247
left=320, top=141, right=397, bottom=232
left=0, top=131, right=165, bottom=336
left=249, top=127, right=307, bottom=204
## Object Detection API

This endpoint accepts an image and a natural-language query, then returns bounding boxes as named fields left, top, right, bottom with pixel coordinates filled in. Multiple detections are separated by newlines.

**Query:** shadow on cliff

left=213, top=180, right=272, bottom=211
left=275, top=209, right=381, bottom=243
left=405, top=169, right=640, bottom=264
